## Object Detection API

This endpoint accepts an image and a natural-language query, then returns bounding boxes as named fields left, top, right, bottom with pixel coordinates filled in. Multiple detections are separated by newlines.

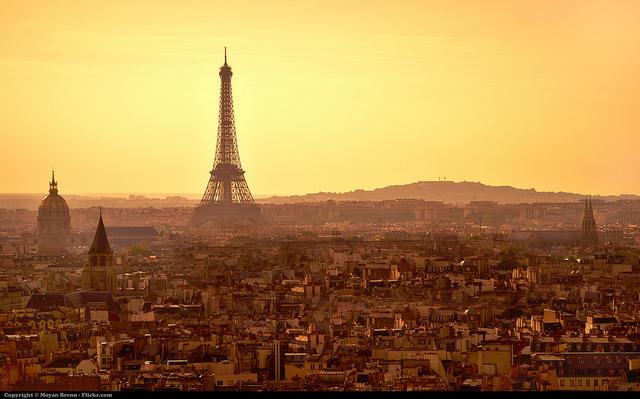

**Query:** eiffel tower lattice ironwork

left=192, top=48, right=261, bottom=226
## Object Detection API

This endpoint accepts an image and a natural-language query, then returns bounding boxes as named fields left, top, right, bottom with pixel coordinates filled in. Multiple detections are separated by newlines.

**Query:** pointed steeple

left=89, top=210, right=112, bottom=254
left=49, top=169, right=58, bottom=194
left=224, top=46, right=227, bottom=66
left=582, top=196, right=598, bottom=247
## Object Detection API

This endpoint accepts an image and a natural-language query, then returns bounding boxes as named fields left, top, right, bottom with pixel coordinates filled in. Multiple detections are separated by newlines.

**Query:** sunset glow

left=1, top=0, right=639, bottom=196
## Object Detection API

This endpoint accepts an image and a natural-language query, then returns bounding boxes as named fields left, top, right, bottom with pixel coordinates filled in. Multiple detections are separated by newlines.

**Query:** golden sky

left=1, top=0, right=639, bottom=197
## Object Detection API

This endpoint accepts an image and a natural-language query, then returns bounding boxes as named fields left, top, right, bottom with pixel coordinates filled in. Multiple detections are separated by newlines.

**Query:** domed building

left=37, top=170, right=71, bottom=253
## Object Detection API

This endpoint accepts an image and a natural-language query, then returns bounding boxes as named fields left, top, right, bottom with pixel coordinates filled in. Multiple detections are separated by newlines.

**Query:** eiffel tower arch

left=191, top=49, right=261, bottom=226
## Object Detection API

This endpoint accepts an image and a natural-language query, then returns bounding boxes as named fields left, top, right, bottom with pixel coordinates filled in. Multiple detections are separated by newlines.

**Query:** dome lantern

left=49, top=169, right=58, bottom=195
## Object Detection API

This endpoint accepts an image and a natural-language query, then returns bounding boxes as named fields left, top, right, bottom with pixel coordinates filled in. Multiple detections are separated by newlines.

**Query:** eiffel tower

left=191, top=49, right=261, bottom=226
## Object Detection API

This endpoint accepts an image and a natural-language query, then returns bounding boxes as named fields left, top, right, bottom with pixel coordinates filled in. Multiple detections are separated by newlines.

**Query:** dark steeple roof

left=582, top=196, right=598, bottom=247
left=89, top=211, right=112, bottom=254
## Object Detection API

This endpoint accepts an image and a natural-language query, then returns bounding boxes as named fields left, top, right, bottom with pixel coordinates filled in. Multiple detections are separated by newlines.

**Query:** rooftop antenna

left=224, top=46, right=227, bottom=65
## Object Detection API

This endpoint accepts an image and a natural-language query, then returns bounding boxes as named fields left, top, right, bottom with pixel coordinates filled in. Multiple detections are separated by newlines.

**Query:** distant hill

left=3, top=181, right=639, bottom=209
left=257, top=181, right=640, bottom=205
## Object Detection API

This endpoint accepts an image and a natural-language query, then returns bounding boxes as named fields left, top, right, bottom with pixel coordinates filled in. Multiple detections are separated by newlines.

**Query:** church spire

left=89, top=211, right=112, bottom=254
left=582, top=196, right=598, bottom=247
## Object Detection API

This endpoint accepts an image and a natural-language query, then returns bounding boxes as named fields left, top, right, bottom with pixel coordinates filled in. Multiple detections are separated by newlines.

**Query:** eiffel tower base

left=190, top=203, right=262, bottom=227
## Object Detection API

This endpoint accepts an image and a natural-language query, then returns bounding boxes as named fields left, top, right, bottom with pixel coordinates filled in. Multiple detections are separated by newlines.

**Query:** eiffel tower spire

left=192, top=49, right=261, bottom=226
left=582, top=196, right=598, bottom=247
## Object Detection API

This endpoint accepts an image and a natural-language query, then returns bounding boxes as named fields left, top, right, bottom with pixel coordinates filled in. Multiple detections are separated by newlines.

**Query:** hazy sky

left=1, top=0, right=639, bottom=196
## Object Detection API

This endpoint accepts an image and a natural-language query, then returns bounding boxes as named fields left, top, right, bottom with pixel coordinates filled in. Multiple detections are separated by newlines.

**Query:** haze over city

left=1, top=0, right=639, bottom=196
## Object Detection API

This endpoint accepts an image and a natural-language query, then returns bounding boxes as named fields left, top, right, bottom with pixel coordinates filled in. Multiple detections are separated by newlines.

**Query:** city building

left=37, top=171, right=71, bottom=254
left=81, top=212, right=116, bottom=293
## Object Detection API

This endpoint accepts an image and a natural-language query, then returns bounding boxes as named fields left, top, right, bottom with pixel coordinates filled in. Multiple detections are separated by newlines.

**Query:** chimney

left=116, top=357, right=124, bottom=372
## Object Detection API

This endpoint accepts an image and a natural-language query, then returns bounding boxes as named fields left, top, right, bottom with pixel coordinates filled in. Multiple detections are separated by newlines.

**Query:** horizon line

left=1, top=179, right=639, bottom=199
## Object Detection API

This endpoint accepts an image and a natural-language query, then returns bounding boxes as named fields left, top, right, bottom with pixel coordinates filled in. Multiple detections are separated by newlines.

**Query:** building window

left=560, top=380, right=565, bottom=387
left=577, top=379, right=582, bottom=387
left=586, top=379, right=590, bottom=387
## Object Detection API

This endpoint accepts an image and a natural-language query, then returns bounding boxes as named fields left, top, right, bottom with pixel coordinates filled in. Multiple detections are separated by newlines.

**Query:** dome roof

left=40, top=192, right=68, bottom=209
left=39, top=170, right=69, bottom=210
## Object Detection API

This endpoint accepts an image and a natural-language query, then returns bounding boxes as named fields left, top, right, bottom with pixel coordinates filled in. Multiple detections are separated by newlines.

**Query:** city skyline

left=3, top=2, right=640, bottom=394
left=1, top=0, right=639, bottom=196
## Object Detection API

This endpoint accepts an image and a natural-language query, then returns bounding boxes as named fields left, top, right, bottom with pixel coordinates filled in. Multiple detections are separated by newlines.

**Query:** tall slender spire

left=582, top=196, right=598, bottom=247
left=224, top=46, right=227, bottom=65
